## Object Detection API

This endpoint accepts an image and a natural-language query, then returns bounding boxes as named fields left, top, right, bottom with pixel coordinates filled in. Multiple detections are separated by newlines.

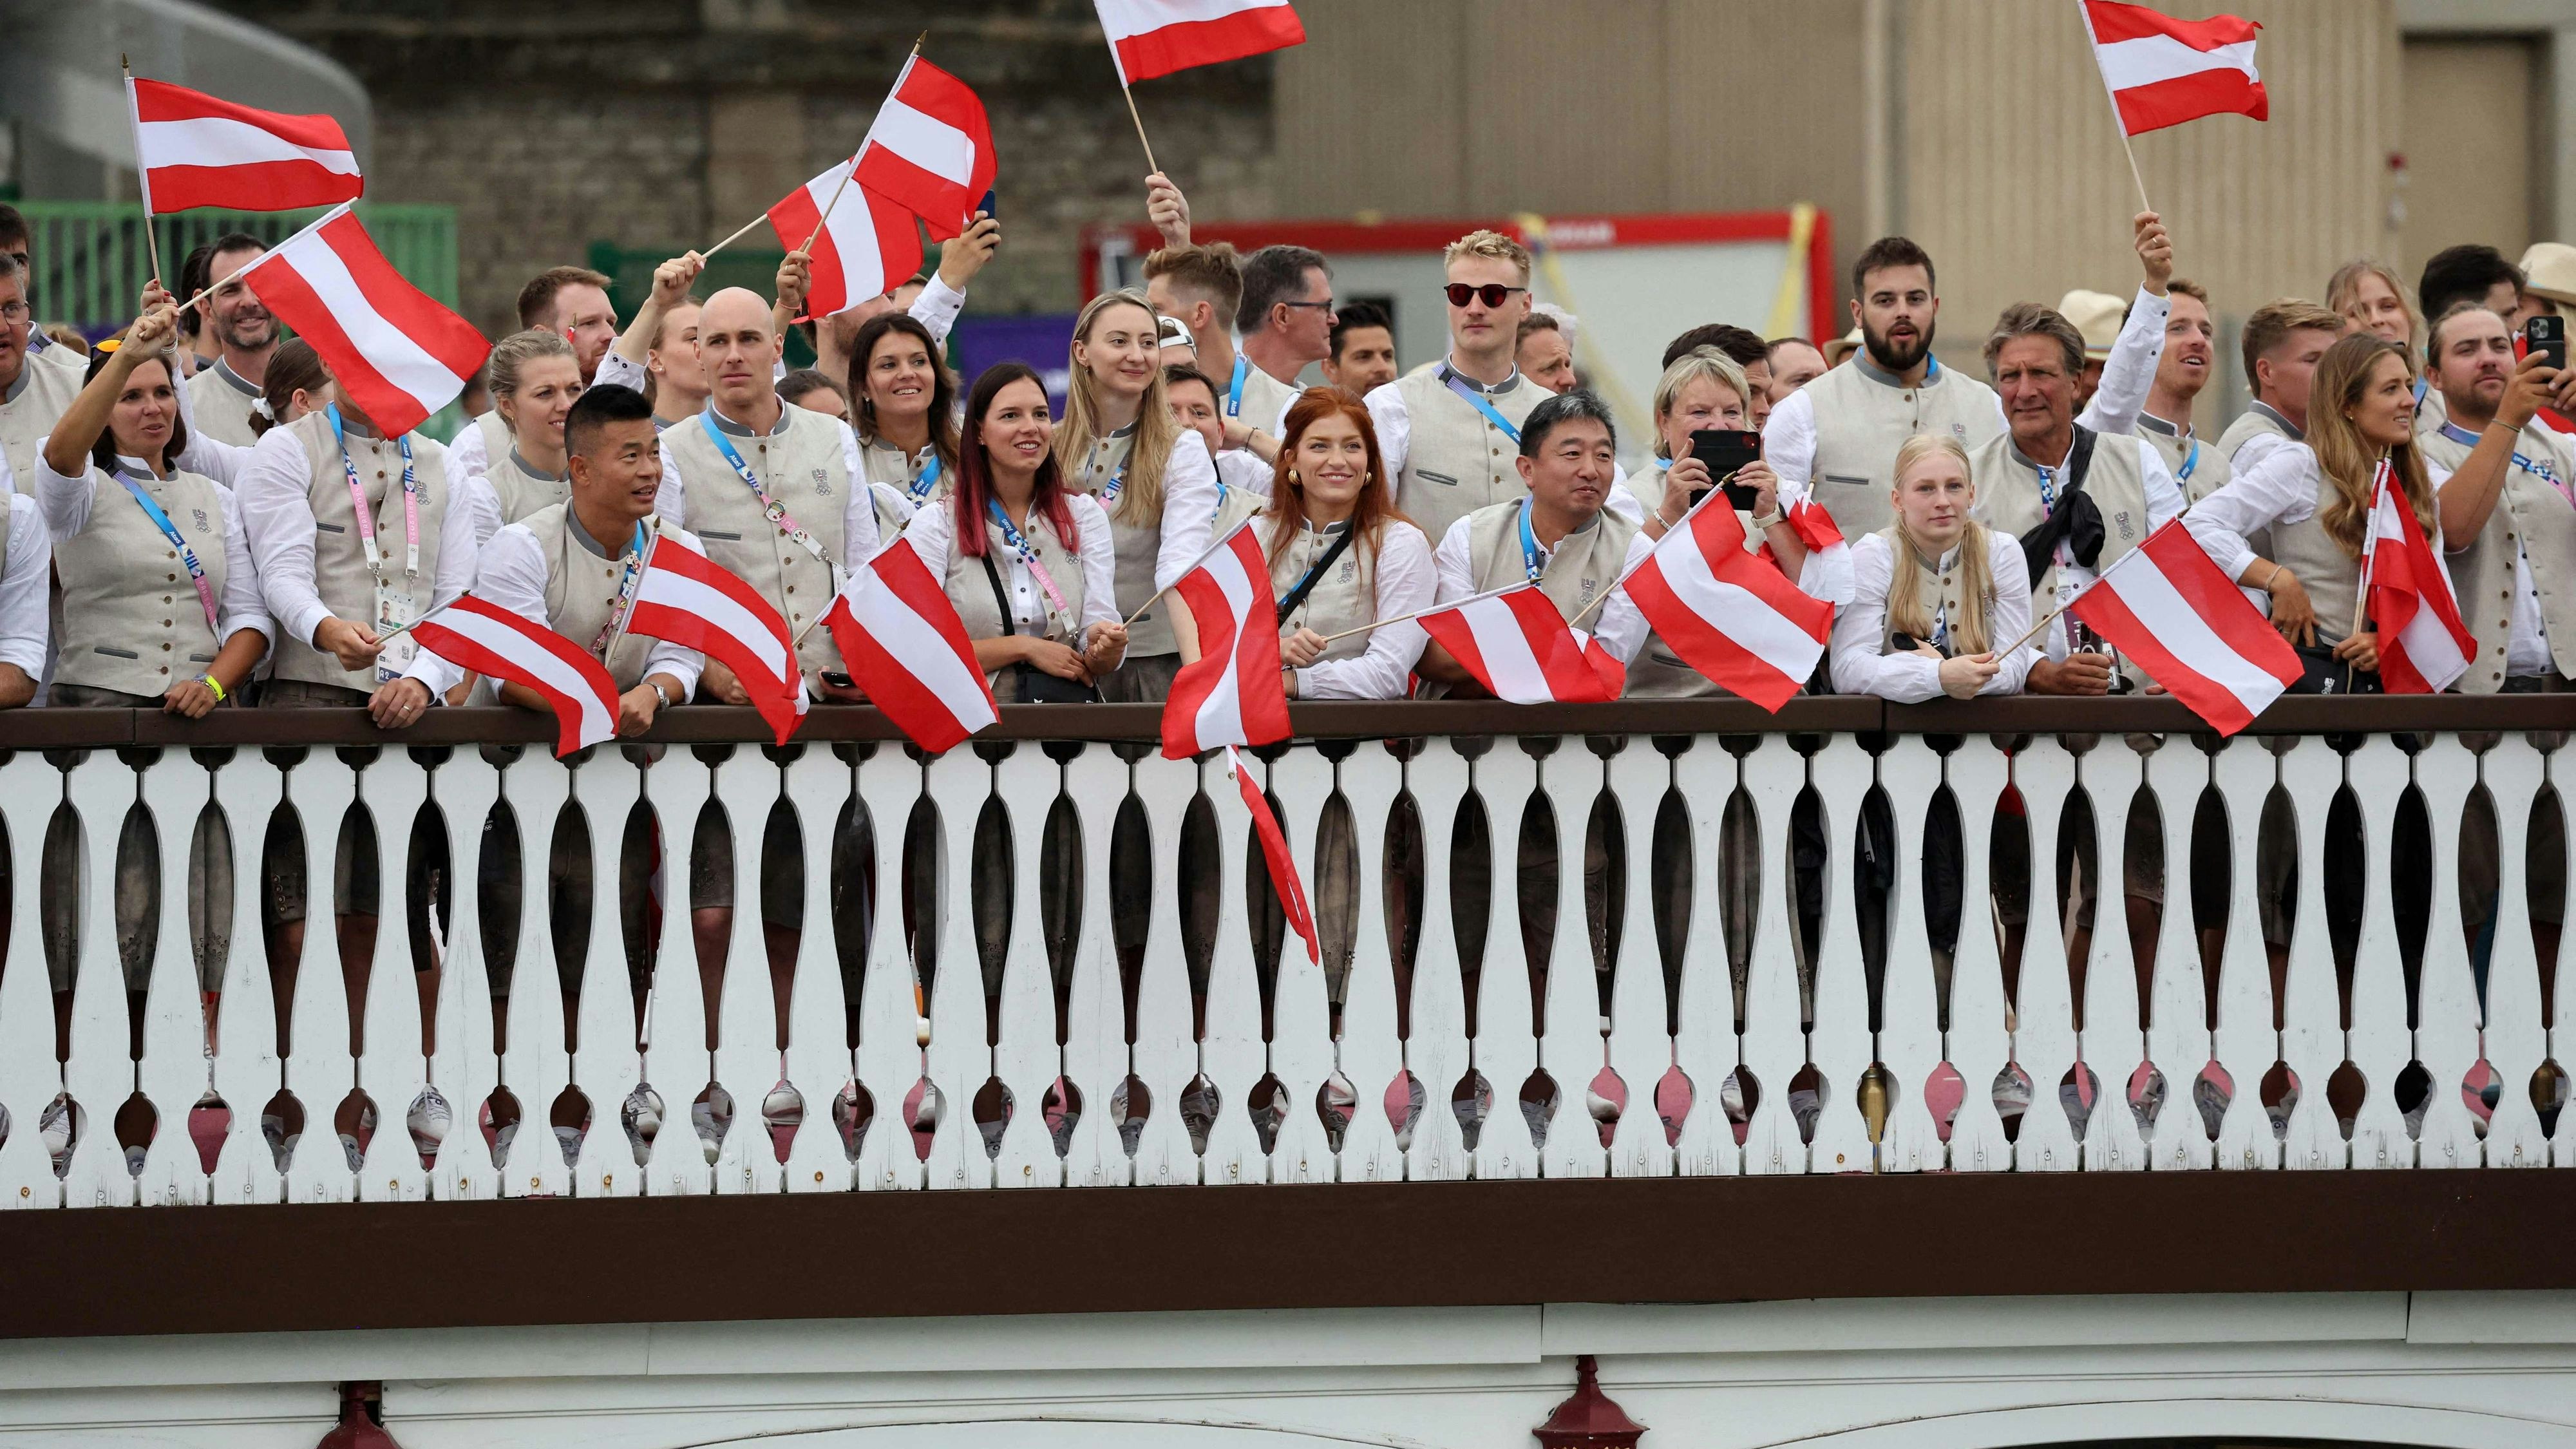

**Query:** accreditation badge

left=375, top=581, right=421, bottom=681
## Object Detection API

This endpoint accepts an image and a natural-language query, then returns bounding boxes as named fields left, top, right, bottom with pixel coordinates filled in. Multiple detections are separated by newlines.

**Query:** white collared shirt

left=0, top=493, right=48, bottom=681
left=652, top=401, right=882, bottom=571
left=403, top=518, right=705, bottom=699
left=1277, top=517, right=1435, bottom=700
left=1828, top=529, right=2037, bottom=701
left=234, top=424, right=479, bottom=650
left=903, top=493, right=1122, bottom=645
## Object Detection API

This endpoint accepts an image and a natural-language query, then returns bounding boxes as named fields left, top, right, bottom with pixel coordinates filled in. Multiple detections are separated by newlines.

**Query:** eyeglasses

left=1282, top=298, right=1335, bottom=312
left=1444, top=283, right=1527, bottom=308
left=0, top=301, right=27, bottom=323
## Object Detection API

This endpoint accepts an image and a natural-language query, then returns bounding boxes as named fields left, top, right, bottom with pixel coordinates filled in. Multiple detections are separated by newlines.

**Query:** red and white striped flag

left=1162, top=521, right=1291, bottom=759
left=853, top=58, right=996, bottom=242
left=1228, top=746, right=1318, bottom=967
left=128, top=77, right=363, bottom=214
left=823, top=536, right=999, bottom=754
left=621, top=529, right=808, bottom=746
left=2079, top=1, right=2268, bottom=136
left=1624, top=500, right=1833, bottom=713
left=2067, top=521, right=2300, bottom=735
left=1094, top=0, right=1307, bottom=84
left=2367, top=466, right=2475, bottom=694
left=1784, top=497, right=1855, bottom=603
left=229, top=205, right=488, bottom=437
left=1418, top=586, right=1620, bottom=705
left=768, top=162, right=920, bottom=319
left=412, top=596, right=621, bottom=757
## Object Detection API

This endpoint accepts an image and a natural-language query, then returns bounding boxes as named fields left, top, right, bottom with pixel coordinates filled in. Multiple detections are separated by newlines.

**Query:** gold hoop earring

left=1287, top=467, right=1301, bottom=484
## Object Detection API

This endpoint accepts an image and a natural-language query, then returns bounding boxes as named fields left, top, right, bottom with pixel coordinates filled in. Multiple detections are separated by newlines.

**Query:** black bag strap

left=1274, top=526, right=1359, bottom=626
left=978, top=547, right=1018, bottom=638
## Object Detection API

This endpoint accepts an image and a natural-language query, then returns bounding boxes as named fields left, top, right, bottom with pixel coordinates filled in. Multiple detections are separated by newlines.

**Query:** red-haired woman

left=1179, top=386, right=1434, bottom=699
left=902, top=363, right=1126, bottom=700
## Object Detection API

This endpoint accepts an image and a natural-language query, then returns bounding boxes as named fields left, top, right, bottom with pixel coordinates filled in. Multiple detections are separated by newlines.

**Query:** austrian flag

left=229, top=205, right=488, bottom=437
left=769, top=161, right=920, bottom=319
left=622, top=529, right=808, bottom=746
left=412, top=596, right=620, bottom=757
left=129, top=77, right=363, bottom=214
left=824, top=537, right=999, bottom=754
left=2367, top=470, right=2476, bottom=694
left=2081, top=1, right=2268, bottom=136
left=1418, top=587, right=1619, bottom=705
left=1094, top=0, right=1307, bottom=84
left=854, top=57, right=996, bottom=242
left=1162, top=521, right=1291, bottom=759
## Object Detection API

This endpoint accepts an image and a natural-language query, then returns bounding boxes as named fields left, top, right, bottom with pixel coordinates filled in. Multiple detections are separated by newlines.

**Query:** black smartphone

left=820, top=672, right=855, bottom=690
left=2529, top=314, right=2566, bottom=372
left=1688, top=429, right=1764, bottom=511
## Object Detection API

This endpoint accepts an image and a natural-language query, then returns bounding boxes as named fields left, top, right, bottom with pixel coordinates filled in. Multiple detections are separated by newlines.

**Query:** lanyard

left=699, top=412, right=839, bottom=576
left=578, top=520, right=654, bottom=657
left=1514, top=497, right=1548, bottom=582
left=987, top=498, right=1073, bottom=632
left=908, top=453, right=943, bottom=502
left=1099, top=460, right=1127, bottom=506
left=2177, top=437, right=2199, bottom=485
left=1226, top=354, right=1249, bottom=419
left=327, top=404, right=419, bottom=579
left=115, top=464, right=219, bottom=632
left=1443, top=371, right=1522, bottom=444
left=2439, top=419, right=2575, bottom=506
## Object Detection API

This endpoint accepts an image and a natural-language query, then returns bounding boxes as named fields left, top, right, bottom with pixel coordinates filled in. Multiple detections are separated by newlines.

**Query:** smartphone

left=1688, top=429, right=1765, bottom=511
left=820, top=672, right=855, bottom=690
left=2529, top=314, right=2566, bottom=372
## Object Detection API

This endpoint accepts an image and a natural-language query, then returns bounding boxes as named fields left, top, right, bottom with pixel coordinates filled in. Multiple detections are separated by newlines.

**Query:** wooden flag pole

left=120, top=56, right=167, bottom=287
left=1117, top=78, right=1160, bottom=175
left=1313, top=584, right=1519, bottom=647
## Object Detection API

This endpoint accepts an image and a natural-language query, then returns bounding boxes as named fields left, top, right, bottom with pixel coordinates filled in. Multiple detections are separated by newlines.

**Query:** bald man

left=654, top=287, right=882, bottom=705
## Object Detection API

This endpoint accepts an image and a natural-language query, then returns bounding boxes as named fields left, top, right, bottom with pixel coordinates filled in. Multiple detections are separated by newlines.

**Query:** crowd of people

left=1, top=180, right=2573, bottom=737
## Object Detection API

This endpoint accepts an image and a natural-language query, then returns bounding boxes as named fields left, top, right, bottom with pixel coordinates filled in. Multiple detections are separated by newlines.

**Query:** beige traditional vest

left=1798, top=355, right=2003, bottom=538
left=1391, top=365, right=1548, bottom=549
left=1264, top=515, right=1373, bottom=660
left=2260, top=469, right=2367, bottom=649
left=279, top=409, right=452, bottom=690
left=859, top=433, right=944, bottom=506
left=1619, top=463, right=1756, bottom=699
left=486, top=448, right=572, bottom=527
left=0, top=355, right=82, bottom=493
left=1232, top=359, right=1301, bottom=436
left=1871, top=526, right=1986, bottom=657
left=942, top=507, right=1088, bottom=704
left=2417, top=419, right=2576, bottom=690
left=2217, top=402, right=2300, bottom=465
left=664, top=403, right=851, bottom=677
left=2139, top=410, right=2229, bottom=504
left=53, top=461, right=233, bottom=697
left=1063, top=426, right=1184, bottom=658
left=471, top=410, right=511, bottom=478
left=184, top=358, right=264, bottom=449
left=1967, top=425, right=2150, bottom=609
left=1462, top=498, right=1638, bottom=618
left=517, top=504, right=659, bottom=690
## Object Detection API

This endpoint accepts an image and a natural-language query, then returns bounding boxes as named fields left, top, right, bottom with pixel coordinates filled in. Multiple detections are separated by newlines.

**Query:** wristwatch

left=1752, top=508, right=1786, bottom=531
left=653, top=678, right=681, bottom=708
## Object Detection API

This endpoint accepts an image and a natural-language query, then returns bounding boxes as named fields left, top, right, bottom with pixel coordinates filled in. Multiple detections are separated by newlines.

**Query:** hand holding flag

left=2062, top=521, right=2301, bottom=735
left=1162, top=520, right=1292, bottom=759
left=1417, top=586, right=1620, bottom=705
left=621, top=529, right=810, bottom=745
left=824, top=537, right=1001, bottom=753
left=411, top=596, right=621, bottom=757
left=2365, top=462, right=2476, bottom=694
left=1624, top=495, right=1833, bottom=713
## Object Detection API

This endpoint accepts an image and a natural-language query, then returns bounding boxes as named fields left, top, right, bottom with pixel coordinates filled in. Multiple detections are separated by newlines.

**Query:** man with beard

left=1768, top=213, right=2172, bottom=538
left=181, top=233, right=279, bottom=447
left=2136, top=279, right=2228, bottom=502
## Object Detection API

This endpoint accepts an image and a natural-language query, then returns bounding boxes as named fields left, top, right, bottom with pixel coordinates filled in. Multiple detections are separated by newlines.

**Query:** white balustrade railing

left=0, top=698, right=2565, bottom=1208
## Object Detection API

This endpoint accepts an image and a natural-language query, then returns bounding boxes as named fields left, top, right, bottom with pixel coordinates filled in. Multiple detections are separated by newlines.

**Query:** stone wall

left=202, top=0, right=1281, bottom=334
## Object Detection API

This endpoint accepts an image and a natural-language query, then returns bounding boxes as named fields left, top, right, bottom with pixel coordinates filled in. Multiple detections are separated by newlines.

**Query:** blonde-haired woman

left=2185, top=332, right=2446, bottom=687
left=1053, top=287, right=1222, bottom=701
left=1616, top=347, right=1810, bottom=697
left=2327, top=258, right=2421, bottom=354
left=454, top=328, right=585, bottom=545
left=1829, top=433, right=2035, bottom=700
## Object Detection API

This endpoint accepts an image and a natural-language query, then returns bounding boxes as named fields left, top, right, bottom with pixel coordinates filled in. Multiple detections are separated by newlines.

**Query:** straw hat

left=1824, top=326, right=1864, bottom=366
left=2057, top=289, right=2127, bottom=361
left=2519, top=242, right=2576, bottom=307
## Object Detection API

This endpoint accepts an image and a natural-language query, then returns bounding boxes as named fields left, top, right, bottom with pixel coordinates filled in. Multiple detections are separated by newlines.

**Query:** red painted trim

left=1804, top=206, right=1839, bottom=345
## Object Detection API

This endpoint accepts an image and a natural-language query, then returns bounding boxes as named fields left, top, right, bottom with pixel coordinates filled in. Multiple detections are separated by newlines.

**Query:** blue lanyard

left=325, top=404, right=418, bottom=578
left=2034, top=463, right=2058, bottom=512
left=1443, top=371, right=1522, bottom=444
left=115, top=466, right=219, bottom=630
left=908, top=453, right=943, bottom=502
left=2177, top=438, right=2199, bottom=484
left=2439, top=420, right=2560, bottom=487
left=1226, top=354, right=1249, bottom=419
left=699, top=411, right=835, bottom=571
left=986, top=498, right=1072, bottom=626
left=1099, top=461, right=1126, bottom=506
left=1514, top=497, right=1546, bottom=582
left=588, top=520, right=652, bottom=656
